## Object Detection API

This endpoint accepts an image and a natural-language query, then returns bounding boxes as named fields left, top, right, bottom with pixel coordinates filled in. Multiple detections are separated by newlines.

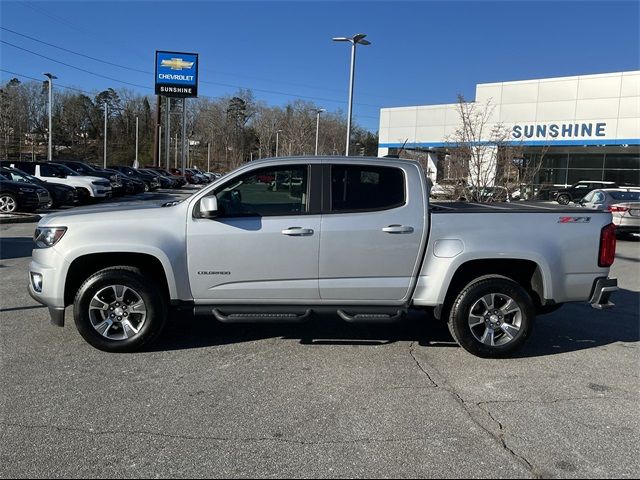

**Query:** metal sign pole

left=165, top=97, right=171, bottom=170
left=181, top=98, right=187, bottom=176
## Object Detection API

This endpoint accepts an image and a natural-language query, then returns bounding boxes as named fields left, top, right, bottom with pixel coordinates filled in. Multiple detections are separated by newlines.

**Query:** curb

left=0, top=213, right=42, bottom=224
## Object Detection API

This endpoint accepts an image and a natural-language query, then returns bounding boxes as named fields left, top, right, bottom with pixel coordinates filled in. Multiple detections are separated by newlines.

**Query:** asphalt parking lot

left=1, top=195, right=638, bottom=479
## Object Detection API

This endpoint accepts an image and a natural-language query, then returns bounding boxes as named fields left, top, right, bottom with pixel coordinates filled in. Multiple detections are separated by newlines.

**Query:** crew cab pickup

left=28, top=157, right=618, bottom=357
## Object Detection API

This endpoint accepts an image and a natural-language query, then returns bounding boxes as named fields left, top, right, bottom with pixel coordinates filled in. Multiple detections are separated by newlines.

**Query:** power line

left=0, top=40, right=154, bottom=90
left=0, top=26, right=149, bottom=74
left=0, top=68, right=97, bottom=95
left=9, top=6, right=417, bottom=107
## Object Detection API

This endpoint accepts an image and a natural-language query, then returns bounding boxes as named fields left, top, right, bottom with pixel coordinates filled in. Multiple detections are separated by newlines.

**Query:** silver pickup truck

left=28, top=157, right=618, bottom=357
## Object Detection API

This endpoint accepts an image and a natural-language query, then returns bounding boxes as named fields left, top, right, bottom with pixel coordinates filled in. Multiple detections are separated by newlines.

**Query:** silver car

left=580, top=188, right=640, bottom=235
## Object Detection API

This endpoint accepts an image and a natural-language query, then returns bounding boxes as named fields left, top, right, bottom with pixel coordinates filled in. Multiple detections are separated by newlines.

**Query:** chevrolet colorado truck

left=28, top=157, right=618, bottom=357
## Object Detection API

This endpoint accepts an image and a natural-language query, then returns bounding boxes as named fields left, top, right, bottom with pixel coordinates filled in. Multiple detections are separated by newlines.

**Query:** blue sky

left=1, top=0, right=639, bottom=131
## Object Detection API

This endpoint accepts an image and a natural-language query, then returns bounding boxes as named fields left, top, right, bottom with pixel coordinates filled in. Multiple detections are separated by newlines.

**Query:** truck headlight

left=34, top=227, right=67, bottom=248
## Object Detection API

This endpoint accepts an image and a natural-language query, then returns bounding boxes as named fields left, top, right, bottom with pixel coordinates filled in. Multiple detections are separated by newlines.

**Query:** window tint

left=15, top=163, right=35, bottom=175
left=40, top=164, right=58, bottom=177
left=214, top=166, right=308, bottom=217
left=331, top=165, right=405, bottom=212
left=610, top=191, right=640, bottom=201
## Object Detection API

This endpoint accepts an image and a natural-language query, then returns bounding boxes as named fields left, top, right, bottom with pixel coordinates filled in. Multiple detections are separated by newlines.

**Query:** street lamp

left=43, top=73, right=57, bottom=161
left=315, top=108, right=325, bottom=156
left=275, top=129, right=283, bottom=157
left=332, top=33, right=370, bottom=156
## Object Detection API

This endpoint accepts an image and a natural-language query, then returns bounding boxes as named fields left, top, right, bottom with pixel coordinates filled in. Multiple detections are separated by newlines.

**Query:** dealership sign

left=512, top=122, right=606, bottom=139
left=155, top=51, right=198, bottom=97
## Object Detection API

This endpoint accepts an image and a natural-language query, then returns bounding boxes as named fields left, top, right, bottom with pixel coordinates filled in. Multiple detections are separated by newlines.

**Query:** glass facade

left=530, top=148, right=640, bottom=187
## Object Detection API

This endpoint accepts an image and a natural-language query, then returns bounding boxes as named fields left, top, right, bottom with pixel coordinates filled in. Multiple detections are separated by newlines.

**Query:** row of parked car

left=0, top=159, right=222, bottom=213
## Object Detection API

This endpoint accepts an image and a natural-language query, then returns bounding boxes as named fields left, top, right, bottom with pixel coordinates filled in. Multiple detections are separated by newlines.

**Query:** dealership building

left=378, top=71, right=640, bottom=188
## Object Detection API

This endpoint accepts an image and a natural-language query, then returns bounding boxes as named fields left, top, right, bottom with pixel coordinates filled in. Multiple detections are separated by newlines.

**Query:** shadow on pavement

left=0, top=237, right=33, bottom=260
left=151, top=289, right=639, bottom=357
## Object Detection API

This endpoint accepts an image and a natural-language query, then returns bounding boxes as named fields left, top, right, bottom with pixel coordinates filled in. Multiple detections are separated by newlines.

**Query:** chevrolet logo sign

left=161, top=58, right=194, bottom=70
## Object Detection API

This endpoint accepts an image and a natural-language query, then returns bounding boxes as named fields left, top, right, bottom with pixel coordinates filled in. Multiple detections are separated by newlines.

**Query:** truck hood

left=39, top=200, right=184, bottom=226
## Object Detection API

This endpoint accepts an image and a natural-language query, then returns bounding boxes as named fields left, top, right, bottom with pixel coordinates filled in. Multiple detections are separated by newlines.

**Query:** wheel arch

left=64, top=252, right=174, bottom=306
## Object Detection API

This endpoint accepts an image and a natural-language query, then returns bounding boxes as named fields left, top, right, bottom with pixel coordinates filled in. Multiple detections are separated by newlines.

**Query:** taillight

left=598, top=223, right=617, bottom=267
left=608, top=205, right=629, bottom=212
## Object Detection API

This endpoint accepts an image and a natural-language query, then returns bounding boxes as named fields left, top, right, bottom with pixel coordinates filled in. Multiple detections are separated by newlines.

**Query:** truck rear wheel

left=447, top=277, right=535, bottom=358
left=73, top=267, right=167, bottom=352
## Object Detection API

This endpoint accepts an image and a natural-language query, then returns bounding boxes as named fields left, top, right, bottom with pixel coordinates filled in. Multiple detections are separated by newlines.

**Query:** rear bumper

left=589, top=277, right=618, bottom=309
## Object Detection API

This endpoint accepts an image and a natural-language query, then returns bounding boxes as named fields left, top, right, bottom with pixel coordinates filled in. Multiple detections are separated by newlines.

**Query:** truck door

left=187, top=164, right=322, bottom=301
left=318, top=162, right=427, bottom=302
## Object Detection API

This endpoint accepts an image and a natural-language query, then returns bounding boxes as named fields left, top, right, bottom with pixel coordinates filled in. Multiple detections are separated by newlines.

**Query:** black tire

left=448, top=277, right=535, bottom=358
left=556, top=194, right=571, bottom=205
left=73, top=267, right=167, bottom=352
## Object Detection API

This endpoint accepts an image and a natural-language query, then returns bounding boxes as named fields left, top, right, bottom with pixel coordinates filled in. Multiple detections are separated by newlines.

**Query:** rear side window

left=610, top=191, right=640, bottom=201
left=330, top=165, right=405, bottom=212
left=15, top=163, right=35, bottom=175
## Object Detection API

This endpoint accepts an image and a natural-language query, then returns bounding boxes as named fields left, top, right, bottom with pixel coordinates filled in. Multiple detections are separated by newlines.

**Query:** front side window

left=330, top=165, right=405, bottom=212
left=213, top=166, right=308, bottom=217
left=39, top=164, right=57, bottom=177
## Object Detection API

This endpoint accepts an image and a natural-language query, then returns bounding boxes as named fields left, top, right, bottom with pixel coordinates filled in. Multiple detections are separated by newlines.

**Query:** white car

left=6, top=161, right=112, bottom=201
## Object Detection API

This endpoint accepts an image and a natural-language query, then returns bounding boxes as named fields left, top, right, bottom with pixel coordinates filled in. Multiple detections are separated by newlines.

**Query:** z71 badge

left=558, top=217, right=591, bottom=223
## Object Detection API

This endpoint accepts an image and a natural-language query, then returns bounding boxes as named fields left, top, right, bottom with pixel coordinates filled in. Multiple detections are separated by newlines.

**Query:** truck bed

left=430, top=201, right=597, bottom=214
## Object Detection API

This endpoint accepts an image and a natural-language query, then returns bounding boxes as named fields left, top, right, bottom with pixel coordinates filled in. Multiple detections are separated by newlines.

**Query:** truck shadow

left=0, top=237, right=34, bottom=260
left=152, top=288, right=639, bottom=357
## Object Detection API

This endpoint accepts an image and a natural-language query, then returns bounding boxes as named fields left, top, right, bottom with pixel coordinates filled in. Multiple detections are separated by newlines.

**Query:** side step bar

left=337, top=309, right=404, bottom=323
left=191, top=305, right=408, bottom=324
left=211, top=308, right=312, bottom=323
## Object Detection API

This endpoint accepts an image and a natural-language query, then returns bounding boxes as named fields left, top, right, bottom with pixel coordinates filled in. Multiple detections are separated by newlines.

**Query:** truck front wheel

left=448, top=277, right=535, bottom=358
left=73, top=267, right=167, bottom=352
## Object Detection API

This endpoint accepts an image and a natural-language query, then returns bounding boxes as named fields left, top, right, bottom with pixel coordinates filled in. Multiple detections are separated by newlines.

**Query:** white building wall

left=378, top=71, right=640, bottom=156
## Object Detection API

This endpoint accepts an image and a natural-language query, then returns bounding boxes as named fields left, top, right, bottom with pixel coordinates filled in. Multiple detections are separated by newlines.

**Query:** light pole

left=103, top=101, right=108, bottom=168
left=332, top=33, right=370, bottom=156
left=43, top=73, right=57, bottom=161
left=275, top=129, right=282, bottom=157
left=315, top=108, right=325, bottom=156
left=135, top=116, right=139, bottom=166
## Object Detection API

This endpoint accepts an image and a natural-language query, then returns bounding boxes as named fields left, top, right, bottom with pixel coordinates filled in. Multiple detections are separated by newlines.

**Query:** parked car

left=30, top=156, right=617, bottom=358
left=170, top=167, right=198, bottom=184
left=139, top=169, right=178, bottom=189
left=144, top=167, right=187, bottom=187
left=102, top=168, right=146, bottom=195
left=0, top=166, right=77, bottom=208
left=109, top=166, right=160, bottom=191
left=53, top=160, right=125, bottom=196
left=1, top=161, right=112, bottom=202
left=579, top=189, right=640, bottom=236
left=554, top=181, right=618, bottom=205
left=0, top=177, right=51, bottom=212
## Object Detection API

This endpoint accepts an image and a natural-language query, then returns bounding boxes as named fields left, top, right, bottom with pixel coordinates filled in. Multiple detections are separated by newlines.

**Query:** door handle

left=382, top=225, right=414, bottom=234
left=282, top=227, right=314, bottom=236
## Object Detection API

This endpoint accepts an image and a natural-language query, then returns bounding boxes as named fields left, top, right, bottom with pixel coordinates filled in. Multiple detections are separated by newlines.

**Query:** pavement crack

left=407, top=344, right=541, bottom=478
left=408, top=341, right=437, bottom=387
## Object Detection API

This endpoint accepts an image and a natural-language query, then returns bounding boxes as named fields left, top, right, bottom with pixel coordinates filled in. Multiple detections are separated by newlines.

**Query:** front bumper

left=589, top=277, right=618, bottom=309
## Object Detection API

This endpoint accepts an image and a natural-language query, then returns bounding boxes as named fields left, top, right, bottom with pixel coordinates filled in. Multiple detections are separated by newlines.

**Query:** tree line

left=0, top=78, right=379, bottom=171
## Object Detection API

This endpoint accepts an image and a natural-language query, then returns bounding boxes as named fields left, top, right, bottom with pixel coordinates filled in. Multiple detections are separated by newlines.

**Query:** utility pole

left=153, top=96, right=161, bottom=166
left=174, top=132, right=178, bottom=168
left=207, top=142, right=211, bottom=172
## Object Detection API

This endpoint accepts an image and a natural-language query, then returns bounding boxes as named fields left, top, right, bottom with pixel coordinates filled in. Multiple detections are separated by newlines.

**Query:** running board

left=337, top=309, right=404, bottom=323
left=210, top=308, right=312, bottom=323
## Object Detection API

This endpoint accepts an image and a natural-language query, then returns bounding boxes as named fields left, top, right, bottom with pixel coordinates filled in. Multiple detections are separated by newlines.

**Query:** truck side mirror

left=199, top=197, right=219, bottom=218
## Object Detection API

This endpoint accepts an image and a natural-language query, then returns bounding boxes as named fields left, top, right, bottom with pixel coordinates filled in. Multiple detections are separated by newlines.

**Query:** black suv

left=554, top=181, right=618, bottom=205
left=0, top=177, right=51, bottom=212
left=0, top=166, right=77, bottom=208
